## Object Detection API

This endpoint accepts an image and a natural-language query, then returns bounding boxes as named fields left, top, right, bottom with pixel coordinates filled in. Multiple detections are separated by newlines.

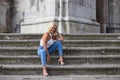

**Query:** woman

left=37, top=22, right=64, bottom=76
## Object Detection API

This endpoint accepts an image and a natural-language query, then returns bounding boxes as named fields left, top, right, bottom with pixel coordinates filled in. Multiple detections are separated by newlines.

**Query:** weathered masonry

left=0, top=0, right=120, bottom=33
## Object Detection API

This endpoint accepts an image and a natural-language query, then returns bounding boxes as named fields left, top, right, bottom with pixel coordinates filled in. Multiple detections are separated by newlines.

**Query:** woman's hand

left=47, top=55, right=51, bottom=63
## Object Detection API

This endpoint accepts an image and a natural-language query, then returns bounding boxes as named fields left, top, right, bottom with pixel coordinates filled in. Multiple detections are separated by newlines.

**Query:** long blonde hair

left=48, top=22, right=58, bottom=32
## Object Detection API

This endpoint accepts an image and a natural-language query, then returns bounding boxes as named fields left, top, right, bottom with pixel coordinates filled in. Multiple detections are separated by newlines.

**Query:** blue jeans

left=37, top=41, right=63, bottom=66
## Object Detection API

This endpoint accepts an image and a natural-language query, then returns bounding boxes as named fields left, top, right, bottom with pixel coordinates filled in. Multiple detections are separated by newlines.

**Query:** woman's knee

left=56, top=41, right=62, bottom=45
left=37, top=49, right=46, bottom=56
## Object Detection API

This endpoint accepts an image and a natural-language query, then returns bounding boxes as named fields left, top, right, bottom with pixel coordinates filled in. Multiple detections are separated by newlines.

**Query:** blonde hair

left=48, top=22, right=57, bottom=32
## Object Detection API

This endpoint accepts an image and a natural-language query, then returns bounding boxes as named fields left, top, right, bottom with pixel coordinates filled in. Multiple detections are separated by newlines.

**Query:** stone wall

left=64, top=0, right=100, bottom=33
left=54, top=0, right=100, bottom=33
left=0, top=0, right=10, bottom=33
left=107, top=0, right=120, bottom=33
left=10, top=0, right=33, bottom=32
left=20, top=0, right=56, bottom=33
left=0, top=0, right=120, bottom=33
left=20, top=0, right=100, bottom=33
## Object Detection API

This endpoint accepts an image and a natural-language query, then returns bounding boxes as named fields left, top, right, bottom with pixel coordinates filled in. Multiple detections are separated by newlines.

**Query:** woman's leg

left=48, top=41, right=64, bottom=65
left=37, top=46, right=48, bottom=76
left=48, top=41, right=63, bottom=56
left=37, top=46, right=47, bottom=66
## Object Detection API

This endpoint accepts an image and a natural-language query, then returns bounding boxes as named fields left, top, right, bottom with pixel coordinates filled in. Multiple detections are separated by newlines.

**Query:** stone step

left=0, top=40, right=120, bottom=47
left=0, top=33, right=42, bottom=40
left=0, top=64, right=120, bottom=75
left=64, top=33, right=120, bottom=40
left=0, top=75, right=120, bottom=80
left=0, top=55, right=120, bottom=65
left=0, top=40, right=30, bottom=47
left=0, top=47, right=120, bottom=56
left=0, top=33, right=120, bottom=40
left=0, top=33, right=120, bottom=76
left=64, top=40, right=120, bottom=47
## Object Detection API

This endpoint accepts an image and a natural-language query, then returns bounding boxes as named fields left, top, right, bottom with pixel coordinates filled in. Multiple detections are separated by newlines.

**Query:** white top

left=40, top=33, right=54, bottom=48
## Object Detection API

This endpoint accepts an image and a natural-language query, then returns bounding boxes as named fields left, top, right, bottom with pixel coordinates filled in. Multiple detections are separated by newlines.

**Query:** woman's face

left=50, top=25, right=57, bottom=34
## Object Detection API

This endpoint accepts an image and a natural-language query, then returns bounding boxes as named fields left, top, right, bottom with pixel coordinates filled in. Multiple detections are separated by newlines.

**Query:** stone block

left=21, top=22, right=51, bottom=33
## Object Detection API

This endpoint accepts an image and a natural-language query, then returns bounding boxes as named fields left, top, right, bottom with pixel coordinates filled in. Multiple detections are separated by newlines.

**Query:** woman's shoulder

left=43, top=32, right=50, bottom=36
left=42, top=32, right=50, bottom=39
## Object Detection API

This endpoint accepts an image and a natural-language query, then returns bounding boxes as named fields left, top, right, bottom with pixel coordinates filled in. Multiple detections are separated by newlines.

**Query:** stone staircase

left=0, top=33, right=120, bottom=75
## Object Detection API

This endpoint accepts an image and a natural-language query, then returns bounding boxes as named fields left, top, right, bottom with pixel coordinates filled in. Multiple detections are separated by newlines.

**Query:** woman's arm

left=52, top=31, right=64, bottom=41
left=41, top=32, right=50, bottom=56
left=41, top=32, right=51, bottom=62
left=57, top=32, right=64, bottom=41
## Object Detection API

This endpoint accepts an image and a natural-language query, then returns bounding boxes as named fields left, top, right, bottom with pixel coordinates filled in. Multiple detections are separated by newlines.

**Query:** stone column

left=107, top=0, right=120, bottom=33
left=0, top=0, right=10, bottom=33
left=96, top=0, right=108, bottom=33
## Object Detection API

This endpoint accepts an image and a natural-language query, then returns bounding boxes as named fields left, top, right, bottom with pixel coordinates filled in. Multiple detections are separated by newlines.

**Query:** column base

left=66, top=22, right=100, bottom=33
left=20, top=17, right=100, bottom=33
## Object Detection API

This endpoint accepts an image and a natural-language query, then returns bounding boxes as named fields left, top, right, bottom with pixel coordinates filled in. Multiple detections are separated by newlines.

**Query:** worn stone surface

left=0, top=1, right=10, bottom=33
left=107, top=0, right=120, bottom=33
left=0, top=75, right=120, bottom=80
left=20, top=0, right=100, bottom=33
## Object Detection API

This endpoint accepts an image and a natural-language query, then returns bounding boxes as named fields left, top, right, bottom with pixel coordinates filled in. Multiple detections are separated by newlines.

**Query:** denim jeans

left=37, top=41, right=63, bottom=66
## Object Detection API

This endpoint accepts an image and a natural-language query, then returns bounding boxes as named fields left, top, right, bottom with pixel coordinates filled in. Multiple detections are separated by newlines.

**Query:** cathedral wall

left=107, top=0, right=120, bottom=33
left=0, top=0, right=10, bottom=32
left=1, top=0, right=120, bottom=33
